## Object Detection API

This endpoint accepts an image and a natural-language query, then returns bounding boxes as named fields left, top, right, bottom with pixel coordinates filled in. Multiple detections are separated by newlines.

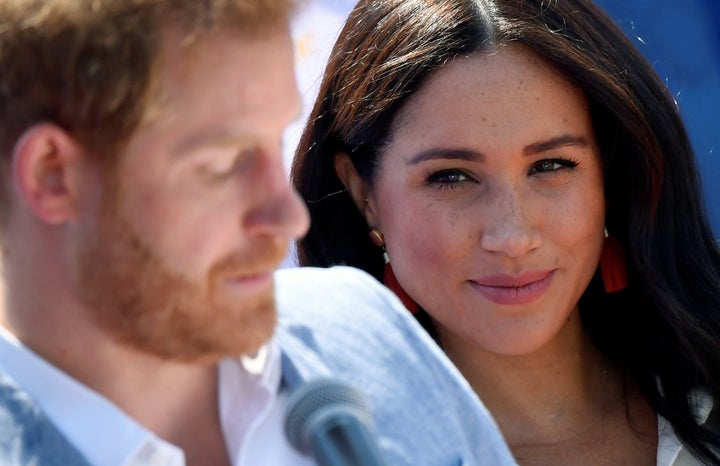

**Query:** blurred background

left=595, top=0, right=720, bottom=235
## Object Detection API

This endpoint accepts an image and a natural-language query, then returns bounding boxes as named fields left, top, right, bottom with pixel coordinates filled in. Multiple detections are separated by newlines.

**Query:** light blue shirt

left=0, top=265, right=517, bottom=465
left=276, top=266, right=518, bottom=465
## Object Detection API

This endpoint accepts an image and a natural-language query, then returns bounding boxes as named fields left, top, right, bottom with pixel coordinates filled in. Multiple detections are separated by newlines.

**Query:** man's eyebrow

left=174, top=128, right=249, bottom=156
left=523, top=135, right=590, bottom=156
left=407, top=148, right=484, bottom=165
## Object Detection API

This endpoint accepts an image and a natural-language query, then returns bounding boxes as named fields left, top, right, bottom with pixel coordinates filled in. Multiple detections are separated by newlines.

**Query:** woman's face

left=360, top=44, right=605, bottom=356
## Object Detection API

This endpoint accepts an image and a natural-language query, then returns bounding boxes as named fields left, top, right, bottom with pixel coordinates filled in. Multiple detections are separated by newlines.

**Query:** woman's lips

left=469, top=270, right=556, bottom=305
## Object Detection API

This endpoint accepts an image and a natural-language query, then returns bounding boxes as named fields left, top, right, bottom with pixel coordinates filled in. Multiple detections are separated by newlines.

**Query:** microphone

left=284, top=378, right=388, bottom=466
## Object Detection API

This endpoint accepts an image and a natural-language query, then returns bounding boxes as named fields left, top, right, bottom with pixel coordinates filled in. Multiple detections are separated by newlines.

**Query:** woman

left=291, top=0, right=720, bottom=464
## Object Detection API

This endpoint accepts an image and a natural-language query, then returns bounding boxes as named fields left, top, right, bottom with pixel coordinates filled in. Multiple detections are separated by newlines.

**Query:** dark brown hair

left=292, top=0, right=720, bottom=462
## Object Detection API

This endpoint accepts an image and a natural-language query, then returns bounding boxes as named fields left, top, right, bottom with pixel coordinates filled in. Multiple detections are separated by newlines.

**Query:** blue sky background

left=595, top=0, right=720, bottom=235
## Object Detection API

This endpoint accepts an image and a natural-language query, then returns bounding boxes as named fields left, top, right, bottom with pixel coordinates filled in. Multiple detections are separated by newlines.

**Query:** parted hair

left=0, top=0, right=296, bottom=217
left=291, top=0, right=720, bottom=463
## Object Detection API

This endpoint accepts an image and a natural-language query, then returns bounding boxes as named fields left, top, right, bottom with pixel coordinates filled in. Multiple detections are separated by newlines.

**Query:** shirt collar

left=218, top=338, right=282, bottom=465
left=657, top=389, right=714, bottom=466
left=0, top=325, right=285, bottom=466
left=0, top=326, right=184, bottom=466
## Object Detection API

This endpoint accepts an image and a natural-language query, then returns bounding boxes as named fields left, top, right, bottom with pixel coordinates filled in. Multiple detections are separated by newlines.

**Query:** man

left=0, top=1, right=516, bottom=465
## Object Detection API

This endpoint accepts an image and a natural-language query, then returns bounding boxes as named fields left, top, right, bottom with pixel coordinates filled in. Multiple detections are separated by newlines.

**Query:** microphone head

left=284, top=377, right=372, bottom=452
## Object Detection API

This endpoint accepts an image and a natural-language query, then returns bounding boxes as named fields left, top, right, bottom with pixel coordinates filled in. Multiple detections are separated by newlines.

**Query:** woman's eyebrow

left=406, top=148, right=484, bottom=165
left=523, top=134, right=590, bottom=156
left=406, top=134, right=590, bottom=166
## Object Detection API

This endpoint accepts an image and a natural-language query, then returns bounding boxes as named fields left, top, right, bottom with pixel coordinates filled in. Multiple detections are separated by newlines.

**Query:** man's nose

left=242, top=154, right=310, bottom=240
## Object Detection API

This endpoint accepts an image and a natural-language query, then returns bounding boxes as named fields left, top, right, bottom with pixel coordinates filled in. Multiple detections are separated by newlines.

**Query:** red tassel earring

left=600, top=228, right=628, bottom=293
left=368, top=229, right=420, bottom=313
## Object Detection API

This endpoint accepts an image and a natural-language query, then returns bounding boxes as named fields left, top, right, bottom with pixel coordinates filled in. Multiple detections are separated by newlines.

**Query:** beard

left=73, top=187, right=286, bottom=364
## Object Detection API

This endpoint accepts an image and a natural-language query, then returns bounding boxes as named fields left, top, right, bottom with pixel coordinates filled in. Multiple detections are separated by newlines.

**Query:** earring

left=368, top=229, right=420, bottom=313
left=600, top=228, right=628, bottom=293
left=368, top=229, right=385, bottom=248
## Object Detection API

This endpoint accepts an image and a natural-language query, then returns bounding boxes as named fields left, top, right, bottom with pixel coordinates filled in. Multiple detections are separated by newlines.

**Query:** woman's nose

left=479, top=187, right=541, bottom=258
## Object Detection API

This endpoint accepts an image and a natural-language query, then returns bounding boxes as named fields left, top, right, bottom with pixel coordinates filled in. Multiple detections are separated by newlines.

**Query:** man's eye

left=205, top=158, right=237, bottom=176
left=201, top=149, right=257, bottom=179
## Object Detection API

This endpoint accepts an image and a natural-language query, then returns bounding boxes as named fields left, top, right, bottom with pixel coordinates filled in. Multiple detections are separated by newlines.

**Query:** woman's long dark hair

left=291, top=0, right=720, bottom=462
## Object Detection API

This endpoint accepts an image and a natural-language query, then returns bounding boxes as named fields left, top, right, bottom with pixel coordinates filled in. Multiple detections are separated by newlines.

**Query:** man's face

left=74, top=26, right=309, bottom=363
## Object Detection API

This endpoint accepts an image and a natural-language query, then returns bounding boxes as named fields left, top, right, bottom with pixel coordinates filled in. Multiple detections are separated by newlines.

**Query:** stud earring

left=600, top=227, right=628, bottom=293
left=368, top=229, right=385, bottom=248
left=368, top=228, right=420, bottom=313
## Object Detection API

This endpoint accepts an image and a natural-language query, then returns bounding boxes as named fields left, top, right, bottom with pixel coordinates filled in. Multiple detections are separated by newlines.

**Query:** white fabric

left=0, top=327, right=179, bottom=466
left=656, top=391, right=713, bottom=466
left=220, top=341, right=313, bottom=466
left=0, top=327, right=311, bottom=466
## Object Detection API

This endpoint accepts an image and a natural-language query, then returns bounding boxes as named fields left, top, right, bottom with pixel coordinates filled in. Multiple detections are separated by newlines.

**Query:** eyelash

left=425, top=169, right=475, bottom=191
left=424, top=157, right=580, bottom=190
left=528, top=157, right=579, bottom=175
left=203, top=150, right=255, bottom=180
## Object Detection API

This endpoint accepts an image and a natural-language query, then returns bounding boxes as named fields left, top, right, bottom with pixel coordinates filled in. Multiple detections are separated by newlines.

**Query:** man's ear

left=333, top=152, right=379, bottom=227
left=12, top=123, right=88, bottom=224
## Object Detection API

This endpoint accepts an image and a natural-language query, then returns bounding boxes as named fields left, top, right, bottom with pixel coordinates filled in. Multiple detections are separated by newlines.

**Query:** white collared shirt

left=0, top=326, right=313, bottom=466
left=657, top=390, right=714, bottom=466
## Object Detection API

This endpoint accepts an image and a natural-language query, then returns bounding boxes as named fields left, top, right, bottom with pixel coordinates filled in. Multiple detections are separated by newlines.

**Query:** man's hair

left=0, top=0, right=296, bottom=216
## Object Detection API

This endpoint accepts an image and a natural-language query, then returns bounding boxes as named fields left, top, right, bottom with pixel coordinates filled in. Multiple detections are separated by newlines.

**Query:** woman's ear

left=334, top=152, right=379, bottom=226
left=11, top=123, right=89, bottom=224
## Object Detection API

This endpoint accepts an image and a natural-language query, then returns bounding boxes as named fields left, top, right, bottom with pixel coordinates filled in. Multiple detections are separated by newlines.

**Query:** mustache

left=208, top=236, right=289, bottom=280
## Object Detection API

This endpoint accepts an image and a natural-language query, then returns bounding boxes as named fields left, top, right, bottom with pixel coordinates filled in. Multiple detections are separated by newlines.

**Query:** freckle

left=482, top=117, right=487, bottom=122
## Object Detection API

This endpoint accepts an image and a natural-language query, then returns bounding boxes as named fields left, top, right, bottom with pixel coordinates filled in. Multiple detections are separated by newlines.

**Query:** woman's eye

left=528, top=158, right=578, bottom=175
left=426, top=169, right=473, bottom=190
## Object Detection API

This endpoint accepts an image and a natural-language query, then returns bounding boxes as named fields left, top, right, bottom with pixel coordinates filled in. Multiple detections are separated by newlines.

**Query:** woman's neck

left=437, top=310, right=633, bottom=443
left=436, top=309, right=657, bottom=465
